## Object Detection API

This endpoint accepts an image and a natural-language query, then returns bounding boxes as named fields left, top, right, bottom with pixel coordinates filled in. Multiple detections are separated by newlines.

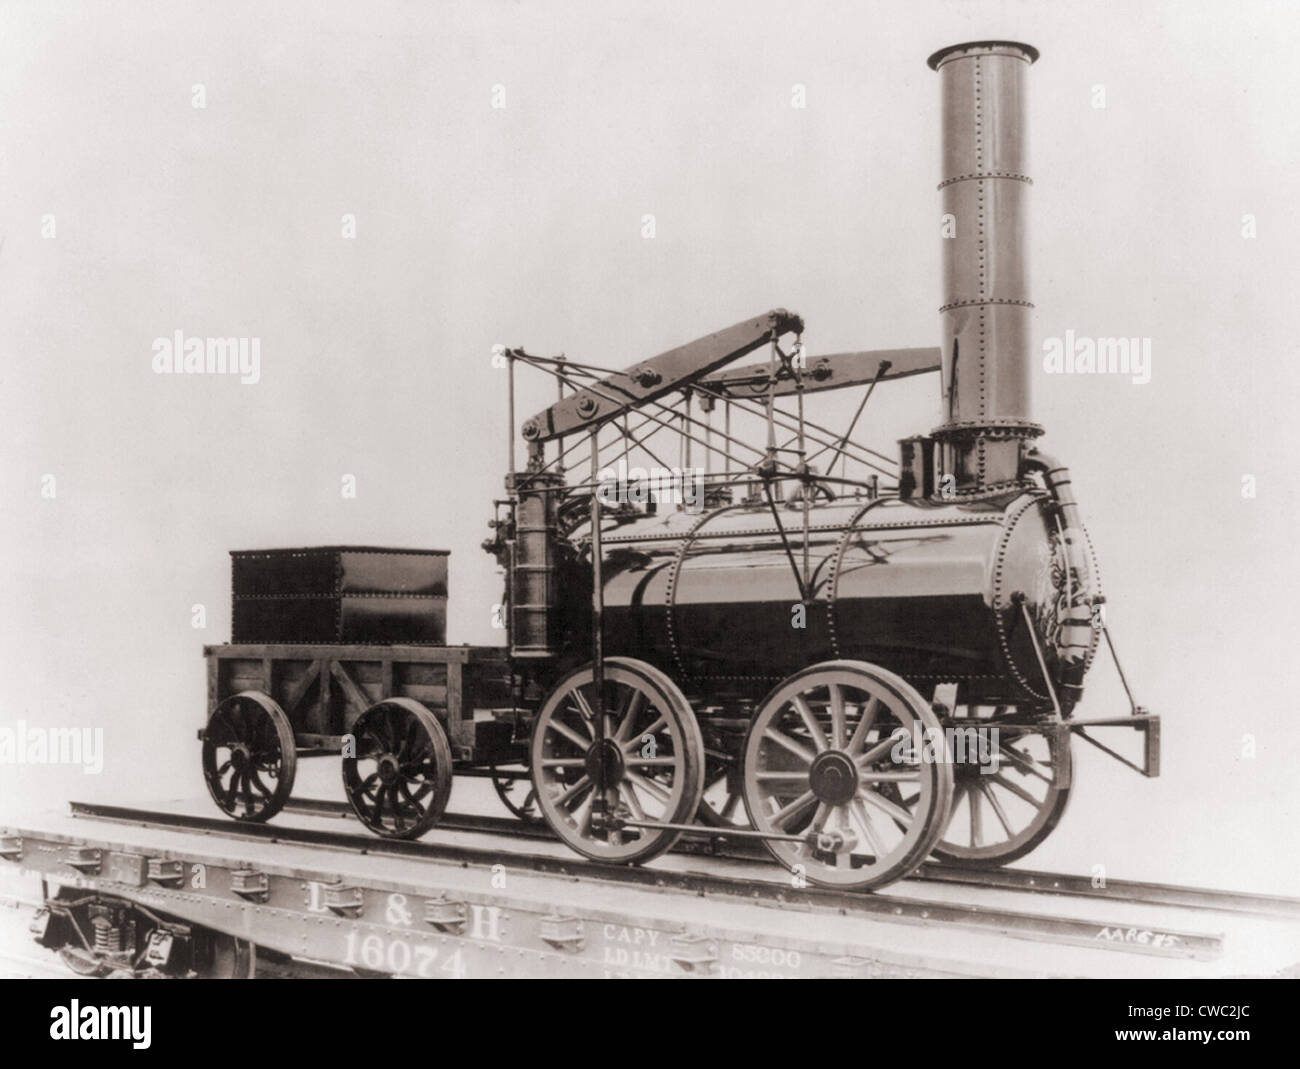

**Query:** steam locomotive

left=200, top=41, right=1158, bottom=891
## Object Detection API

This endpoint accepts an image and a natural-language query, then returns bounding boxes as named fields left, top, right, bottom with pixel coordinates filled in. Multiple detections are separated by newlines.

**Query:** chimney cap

left=927, top=40, right=1039, bottom=70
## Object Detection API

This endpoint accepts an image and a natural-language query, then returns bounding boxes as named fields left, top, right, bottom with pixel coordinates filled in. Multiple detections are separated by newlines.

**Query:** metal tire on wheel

left=491, top=766, right=542, bottom=824
left=742, top=660, right=954, bottom=890
left=530, top=656, right=704, bottom=863
left=697, top=744, right=751, bottom=830
left=202, top=691, right=297, bottom=822
left=342, top=698, right=453, bottom=839
left=932, top=720, right=1071, bottom=865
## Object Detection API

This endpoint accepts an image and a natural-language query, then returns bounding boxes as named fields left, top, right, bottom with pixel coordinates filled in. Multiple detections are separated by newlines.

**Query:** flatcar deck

left=3, top=799, right=1298, bottom=978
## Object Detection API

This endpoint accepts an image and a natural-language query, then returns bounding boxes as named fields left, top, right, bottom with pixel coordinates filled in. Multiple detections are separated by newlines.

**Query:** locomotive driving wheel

left=932, top=714, right=1072, bottom=865
left=201, top=691, right=297, bottom=822
left=530, top=657, right=704, bottom=863
left=742, top=661, right=954, bottom=890
left=342, top=698, right=453, bottom=839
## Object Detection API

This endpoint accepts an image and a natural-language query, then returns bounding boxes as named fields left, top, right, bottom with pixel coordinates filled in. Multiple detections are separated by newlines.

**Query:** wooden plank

left=293, top=733, right=348, bottom=750
left=282, top=660, right=321, bottom=719
left=447, top=660, right=464, bottom=723
left=319, top=659, right=333, bottom=735
left=396, top=683, right=448, bottom=707
left=328, top=660, right=372, bottom=718
left=206, top=655, right=219, bottom=716
left=210, top=643, right=478, bottom=663
left=446, top=660, right=472, bottom=753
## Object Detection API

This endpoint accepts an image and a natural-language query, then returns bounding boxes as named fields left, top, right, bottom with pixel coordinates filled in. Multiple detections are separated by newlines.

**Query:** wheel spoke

left=613, top=689, right=645, bottom=743
left=618, top=782, right=647, bottom=822
left=569, top=792, right=594, bottom=837
left=222, top=771, right=241, bottom=811
left=969, top=785, right=984, bottom=846
left=991, top=773, right=1040, bottom=807
left=978, top=781, right=1013, bottom=836
left=861, top=788, right=914, bottom=826
left=546, top=719, right=591, bottom=751
left=810, top=802, right=832, bottom=832
left=791, top=695, right=828, bottom=753
left=827, top=684, right=847, bottom=749
left=622, top=715, right=666, bottom=753
left=398, top=781, right=426, bottom=813
left=761, top=727, right=815, bottom=765
left=998, top=743, right=1053, bottom=784
left=849, top=799, right=884, bottom=857
left=570, top=689, right=599, bottom=737
left=248, top=769, right=274, bottom=800
left=554, top=775, right=593, bottom=809
left=625, top=770, right=671, bottom=805
left=855, top=733, right=902, bottom=768
left=846, top=695, right=879, bottom=756
left=769, top=790, right=817, bottom=829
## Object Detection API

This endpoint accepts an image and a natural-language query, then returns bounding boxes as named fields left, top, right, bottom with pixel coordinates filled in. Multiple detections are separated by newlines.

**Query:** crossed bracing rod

left=510, top=308, right=938, bottom=483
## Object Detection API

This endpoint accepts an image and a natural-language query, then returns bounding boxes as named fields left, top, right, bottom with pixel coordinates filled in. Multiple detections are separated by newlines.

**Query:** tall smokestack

left=928, top=41, right=1041, bottom=498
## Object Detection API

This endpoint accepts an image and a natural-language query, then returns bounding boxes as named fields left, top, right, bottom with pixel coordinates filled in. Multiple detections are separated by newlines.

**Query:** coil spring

left=92, top=916, right=121, bottom=954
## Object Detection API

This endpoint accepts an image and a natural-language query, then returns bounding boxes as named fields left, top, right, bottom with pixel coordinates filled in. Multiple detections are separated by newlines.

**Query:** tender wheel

left=202, top=692, right=297, bottom=822
left=342, top=698, right=453, bottom=839
left=932, top=717, right=1071, bottom=865
left=491, top=766, right=542, bottom=824
left=742, top=660, right=954, bottom=890
left=530, top=657, right=704, bottom=863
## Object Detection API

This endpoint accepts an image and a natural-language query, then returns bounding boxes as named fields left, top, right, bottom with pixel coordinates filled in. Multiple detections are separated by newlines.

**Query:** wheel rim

left=342, top=699, right=452, bottom=839
left=202, top=692, right=296, bottom=822
left=531, top=658, right=704, bottom=863
left=697, top=729, right=750, bottom=829
left=200, top=932, right=256, bottom=978
left=491, top=767, right=542, bottom=824
left=743, top=661, right=953, bottom=889
left=58, top=947, right=105, bottom=976
left=933, top=716, right=1071, bottom=864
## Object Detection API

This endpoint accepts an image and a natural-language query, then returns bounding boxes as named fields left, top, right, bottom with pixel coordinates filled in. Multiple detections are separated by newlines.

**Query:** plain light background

left=2, top=0, right=1297, bottom=894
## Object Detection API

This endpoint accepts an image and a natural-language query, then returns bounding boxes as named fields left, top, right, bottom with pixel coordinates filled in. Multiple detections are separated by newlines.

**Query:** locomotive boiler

left=491, top=40, right=1157, bottom=888
left=199, top=41, right=1158, bottom=894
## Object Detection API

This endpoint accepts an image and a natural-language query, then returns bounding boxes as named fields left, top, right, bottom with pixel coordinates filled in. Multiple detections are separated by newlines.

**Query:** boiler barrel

left=597, top=493, right=1088, bottom=708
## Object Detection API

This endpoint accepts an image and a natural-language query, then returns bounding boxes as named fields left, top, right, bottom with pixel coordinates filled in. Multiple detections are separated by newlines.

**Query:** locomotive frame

left=196, top=39, right=1160, bottom=894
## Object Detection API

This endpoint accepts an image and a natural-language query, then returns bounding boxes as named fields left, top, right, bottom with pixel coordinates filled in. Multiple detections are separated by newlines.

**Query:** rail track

left=57, top=798, right=1284, bottom=964
left=280, top=797, right=1300, bottom=922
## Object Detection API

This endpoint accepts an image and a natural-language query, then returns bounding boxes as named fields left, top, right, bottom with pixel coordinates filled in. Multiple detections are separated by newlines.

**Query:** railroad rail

left=279, top=798, right=1300, bottom=923
left=34, top=801, right=1240, bottom=961
left=4, top=800, right=1298, bottom=978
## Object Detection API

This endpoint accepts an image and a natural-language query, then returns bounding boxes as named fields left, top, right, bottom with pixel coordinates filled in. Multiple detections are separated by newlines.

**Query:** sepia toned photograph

left=0, top=0, right=1295, bottom=1026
